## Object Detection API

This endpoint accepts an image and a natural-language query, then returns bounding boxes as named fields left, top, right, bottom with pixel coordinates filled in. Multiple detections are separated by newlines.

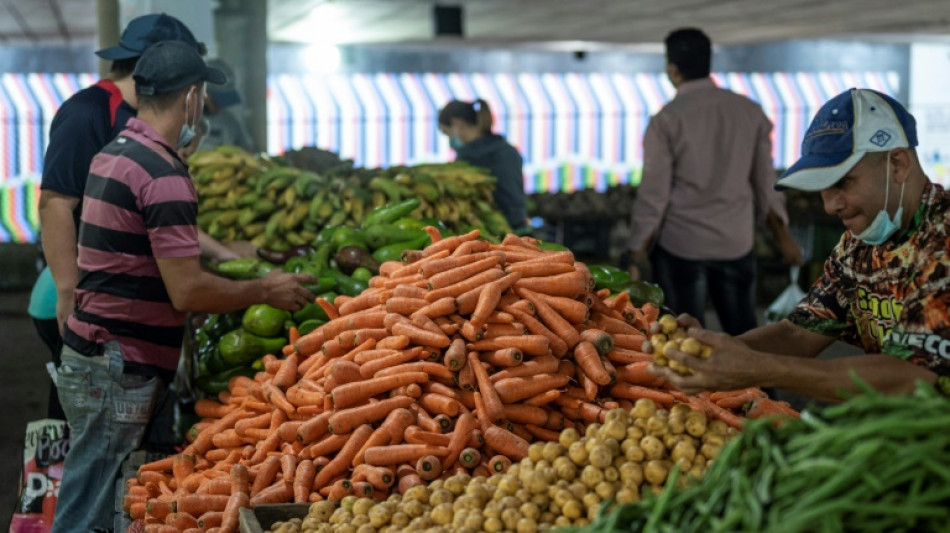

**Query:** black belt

left=63, top=326, right=175, bottom=384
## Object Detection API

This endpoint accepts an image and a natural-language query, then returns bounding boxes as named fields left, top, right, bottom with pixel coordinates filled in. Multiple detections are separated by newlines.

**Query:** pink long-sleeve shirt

left=629, top=77, right=788, bottom=261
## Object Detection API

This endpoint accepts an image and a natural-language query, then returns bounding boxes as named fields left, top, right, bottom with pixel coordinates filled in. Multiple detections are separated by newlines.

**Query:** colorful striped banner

left=1, top=71, right=899, bottom=243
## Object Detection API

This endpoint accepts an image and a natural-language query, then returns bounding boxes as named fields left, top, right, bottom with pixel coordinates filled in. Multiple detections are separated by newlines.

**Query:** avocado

left=242, top=304, right=292, bottom=337
left=218, top=328, right=287, bottom=367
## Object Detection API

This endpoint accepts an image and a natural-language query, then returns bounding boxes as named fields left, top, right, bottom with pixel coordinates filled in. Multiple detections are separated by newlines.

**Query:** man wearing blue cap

left=652, top=88, right=950, bottom=402
left=52, top=40, right=315, bottom=533
left=31, top=14, right=249, bottom=423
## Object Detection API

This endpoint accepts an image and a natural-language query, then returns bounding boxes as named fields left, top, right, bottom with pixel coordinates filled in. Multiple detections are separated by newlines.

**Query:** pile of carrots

left=124, top=229, right=796, bottom=532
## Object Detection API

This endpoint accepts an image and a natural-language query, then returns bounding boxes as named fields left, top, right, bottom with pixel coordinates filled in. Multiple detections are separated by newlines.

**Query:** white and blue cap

left=777, top=88, right=917, bottom=191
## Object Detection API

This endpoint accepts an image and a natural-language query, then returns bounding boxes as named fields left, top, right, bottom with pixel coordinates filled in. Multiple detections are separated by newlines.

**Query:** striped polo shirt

left=63, top=117, right=200, bottom=373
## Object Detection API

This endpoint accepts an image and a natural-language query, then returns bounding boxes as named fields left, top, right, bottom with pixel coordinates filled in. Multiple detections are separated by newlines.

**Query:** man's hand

left=55, top=290, right=74, bottom=335
left=777, top=233, right=803, bottom=266
left=260, top=270, right=316, bottom=312
left=224, top=240, right=258, bottom=259
left=649, top=327, right=770, bottom=394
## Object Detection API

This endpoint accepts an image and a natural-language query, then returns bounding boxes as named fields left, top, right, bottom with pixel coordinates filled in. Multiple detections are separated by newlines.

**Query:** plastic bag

left=765, top=266, right=806, bottom=323
left=9, top=419, right=69, bottom=533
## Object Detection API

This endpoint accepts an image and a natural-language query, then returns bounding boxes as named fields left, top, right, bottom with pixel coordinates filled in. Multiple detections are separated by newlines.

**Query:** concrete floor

left=1, top=290, right=52, bottom=530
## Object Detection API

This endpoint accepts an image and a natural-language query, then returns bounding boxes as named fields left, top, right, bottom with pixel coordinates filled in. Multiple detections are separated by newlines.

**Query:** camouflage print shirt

left=787, top=182, right=950, bottom=378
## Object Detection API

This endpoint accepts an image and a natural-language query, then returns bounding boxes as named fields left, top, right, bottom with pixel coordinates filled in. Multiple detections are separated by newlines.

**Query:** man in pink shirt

left=629, top=28, right=801, bottom=335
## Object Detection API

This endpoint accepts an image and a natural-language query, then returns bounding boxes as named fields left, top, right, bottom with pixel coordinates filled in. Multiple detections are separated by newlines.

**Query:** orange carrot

left=483, top=424, right=529, bottom=460
left=375, top=335, right=411, bottom=350
left=576, top=367, right=599, bottom=401
left=573, top=341, right=614, bottom=386
left=271, top=353, right=299, bottom=390
left=513, top=271, right=588, bottom=299
left=524, top=423, right=561, bottom=442
left=611, top=333, right=649, bottom=350
left=490, top=354, right=559, bottom=382
left=296, top=411, right=332, bottom=444
left=325, top=360, right=363, bottom=391
left=458, top=447, right=482, bottom=469
left=373, top=361, right=454, bottom=381
left=423, top=225, right=442, bottom=243
left=384, top=296, right=427, bottom=315
left=617, top=361, right=664, bottom=386
left=606, top=348, right=654, bottom=365
left=412, top=296, right=459, bottom=320
left=579, top=328, right=614, bottom=356
left=505, top=261, right=576, bottom=278
left=328, top=396, right=415, bottom=435
left=468, top=352, right=504, bottom=424
left=307, top=432, right=351, bottom=460
left=316, top=297, right=340, bottom=320
left=393, top=283, right=427, bottom=299
left=503, top=404, right=549, bottom=426
left=188, top=408, right=252, bottom=456
left=339, top=288, right=389, bottom=315
left=419, top=392, right=461, bottom=417
left=176, top=493, right=230, bottom=517
left=503, top=307, right=569, bottom=358
left=352, top=464, right=395, bottom=490
left=416, top=454, right=443, bottom=481
left=467, top=335, right=551, bottom=357
left=290, top=460, right=316, bottom=503
left=249, top=480, right=294, bottom=505
left=443, top=338, right=467, bottom=371
left=592, top=312, right=641, bottom=336
left=391, top=321, right=451, bottom=348
left=745, top=397, right=800, bottom=419
left=483, top=323, right=528, bottom=339
left=422, top=228, right=480, bottom=257
left=488, top=455, right=513, bottom=474
left=397, top=471, right=424, bottom=494
left=470, top=272, right=522, bottom=328
left=363, top=444, right=449, bottom=466
left=687, top=395, right=746, bottom=429
left=353, top=408, right=415, bottom=466
left=332, top=371, right=429, bottom=408
left=518, top=287, right=581, bottom=348
left=523, top=389, right=561, bottom=407
left=536, top=293, right=590, bottom=324
left=261, top=382, right=296, bottom=416
left=428, top=255, right=504, bottom=290
left=312, top=424, right=374, bottom=489
left=452, top=238, right=491, bottom=256
left=481, top=347, right=524, bottom=368
left=609, top=383, right=675, bottom=406
left=411, top=312, right=444, bottom=336
left=424, top=268, right=506, bottom=303
left=457, top=357, right=476, bottom=391
left=420, top=250, right=498, bottom=277
left=493, top=374, right=572, bottom=404
left=193, top=399, right=232, bottom=420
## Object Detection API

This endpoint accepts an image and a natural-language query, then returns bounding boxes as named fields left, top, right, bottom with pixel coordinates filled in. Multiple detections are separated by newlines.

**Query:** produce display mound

left=122, top=232, right=797, bottom=532
left=189, top=145, right=513, bottom=253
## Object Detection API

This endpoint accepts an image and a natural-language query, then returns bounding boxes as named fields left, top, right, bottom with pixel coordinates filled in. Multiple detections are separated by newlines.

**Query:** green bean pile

left=579, top=381, right=950, bottom=533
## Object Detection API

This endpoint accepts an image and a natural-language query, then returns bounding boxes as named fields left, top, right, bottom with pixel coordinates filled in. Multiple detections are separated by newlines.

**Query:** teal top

left=28, top=266, right=58, bottom=320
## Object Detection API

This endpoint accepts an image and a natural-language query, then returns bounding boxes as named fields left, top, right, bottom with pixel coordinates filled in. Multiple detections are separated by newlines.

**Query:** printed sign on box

left=8, top=419, right=70, bottom=533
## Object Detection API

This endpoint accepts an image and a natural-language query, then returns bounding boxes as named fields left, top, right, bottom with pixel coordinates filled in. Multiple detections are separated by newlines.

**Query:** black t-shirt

left=40, top=80, right=136, bottom=230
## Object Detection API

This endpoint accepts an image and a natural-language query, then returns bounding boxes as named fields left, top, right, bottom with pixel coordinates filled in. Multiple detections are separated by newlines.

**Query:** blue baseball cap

left=96, top=13, right=206, bottom=60
left=777, top=88, right=918, bottom=191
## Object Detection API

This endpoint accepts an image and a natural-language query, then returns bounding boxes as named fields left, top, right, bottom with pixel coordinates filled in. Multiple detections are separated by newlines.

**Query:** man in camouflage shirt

left=652, top=88, right=949, bottom=402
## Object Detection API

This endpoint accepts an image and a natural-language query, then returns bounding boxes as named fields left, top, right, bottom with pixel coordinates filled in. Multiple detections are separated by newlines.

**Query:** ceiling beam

left=2, top=0, right=37, bottom=41
left=48, top=0, right=70, bottom=41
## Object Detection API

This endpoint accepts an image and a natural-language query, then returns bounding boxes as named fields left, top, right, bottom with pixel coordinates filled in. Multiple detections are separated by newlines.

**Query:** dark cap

left=206, top=58, right=242, bottom=108
left=133, top=40, right=227, bottom=96
left=96, top=13, right=206, bottom=60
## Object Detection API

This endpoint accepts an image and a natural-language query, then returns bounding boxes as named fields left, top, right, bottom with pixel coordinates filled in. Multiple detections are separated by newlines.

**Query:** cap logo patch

left=869, top=130, right=891, bottom=147
left=805, top=119, right=848, bottom=140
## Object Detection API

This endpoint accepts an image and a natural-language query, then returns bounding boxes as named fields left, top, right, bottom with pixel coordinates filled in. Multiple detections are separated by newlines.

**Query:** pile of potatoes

left=265, top=399, right=736, bottom=533
left=650, top=315, right=713, bottom=376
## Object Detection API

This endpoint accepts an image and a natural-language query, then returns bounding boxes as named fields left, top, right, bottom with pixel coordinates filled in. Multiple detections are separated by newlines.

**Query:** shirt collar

left=676, top=77, right=716, bottom=96
left=124, top=117, right=185, bottom=165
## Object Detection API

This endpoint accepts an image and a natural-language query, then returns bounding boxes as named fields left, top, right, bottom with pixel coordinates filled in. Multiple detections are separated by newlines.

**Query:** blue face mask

left=449, top=136, right=464, bottom=150
left=177, top=88, right=198, bottom=150
left=852, top=154, right=905, bottom=245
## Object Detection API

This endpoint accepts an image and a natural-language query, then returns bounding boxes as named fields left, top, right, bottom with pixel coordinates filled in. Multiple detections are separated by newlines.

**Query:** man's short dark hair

left=137, top=84, right=195, bottom=112
left=665, top=28, right=712, bottom=81
left=110, top=57, right=139, bottom=77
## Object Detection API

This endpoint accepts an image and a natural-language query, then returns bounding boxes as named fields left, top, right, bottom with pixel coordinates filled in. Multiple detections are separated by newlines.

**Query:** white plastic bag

left=765, top=266, right=806, bottom=323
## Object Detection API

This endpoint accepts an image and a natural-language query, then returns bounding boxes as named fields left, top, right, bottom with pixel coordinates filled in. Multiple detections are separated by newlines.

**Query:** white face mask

left=176, top=88, right=197, bottom=150
left=852, top=152, right=905, bottom=246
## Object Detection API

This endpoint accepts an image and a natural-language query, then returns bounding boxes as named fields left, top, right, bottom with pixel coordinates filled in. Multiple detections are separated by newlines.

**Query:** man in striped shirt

left=52, top=41, right=314, bottom=533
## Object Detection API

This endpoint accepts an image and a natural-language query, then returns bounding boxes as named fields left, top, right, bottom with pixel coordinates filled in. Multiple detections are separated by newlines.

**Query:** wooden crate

left=239, top=504, right=311, bottom=533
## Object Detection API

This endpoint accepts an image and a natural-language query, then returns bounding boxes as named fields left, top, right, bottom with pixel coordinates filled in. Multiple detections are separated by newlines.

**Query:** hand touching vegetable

left=650, top=327, right=771, bottom=394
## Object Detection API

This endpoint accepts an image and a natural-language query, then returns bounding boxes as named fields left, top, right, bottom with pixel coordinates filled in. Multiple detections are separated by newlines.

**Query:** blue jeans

left=650, top=245, right=759, bottom=336
left=52, top=342, right=162, bottom=533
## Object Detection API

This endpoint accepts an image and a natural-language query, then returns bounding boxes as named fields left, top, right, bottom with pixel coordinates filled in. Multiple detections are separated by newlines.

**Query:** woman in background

left=439, top=99, right=527, bottom=232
